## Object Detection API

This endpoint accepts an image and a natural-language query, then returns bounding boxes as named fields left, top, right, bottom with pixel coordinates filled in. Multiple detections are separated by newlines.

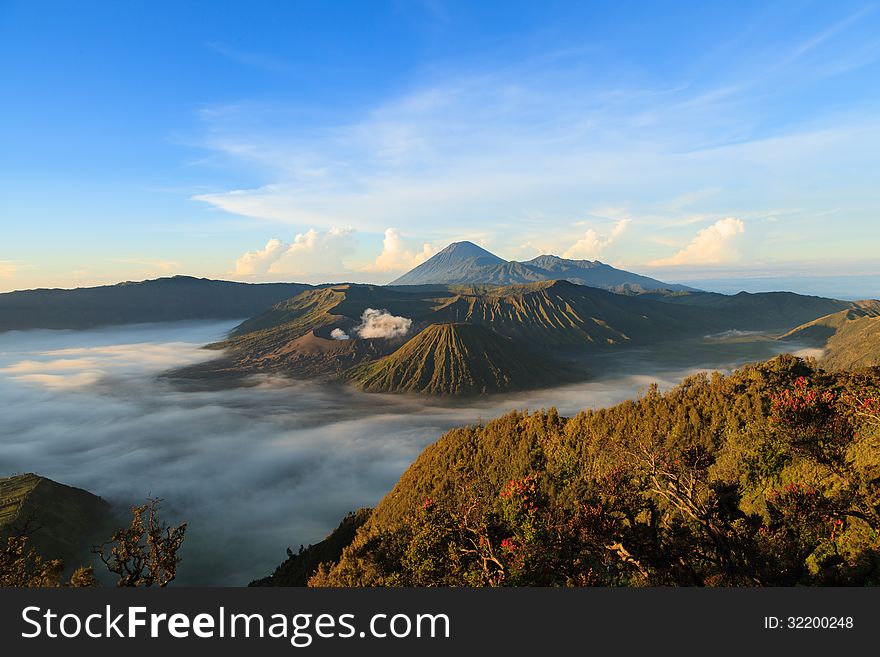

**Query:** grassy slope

left=306, top=356, right=880, bottom=585
left=781, top=300, right=880, bottom=370
left=0, top=473, right=116, bottom=571
left=346, top=323, right=566, bottom=395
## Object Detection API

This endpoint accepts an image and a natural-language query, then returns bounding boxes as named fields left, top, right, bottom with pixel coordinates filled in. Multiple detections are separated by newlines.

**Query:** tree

left=0, top=533, right=63, bottom=587
left=0, top=528, right=97, bottom=587
left=92, top=498, right=186, bottom=587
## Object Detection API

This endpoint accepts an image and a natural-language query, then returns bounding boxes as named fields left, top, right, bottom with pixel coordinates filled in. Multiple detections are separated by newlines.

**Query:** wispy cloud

left=205, top=41, right=290, bottom=73
left=188, top=8, right=880, bottom=272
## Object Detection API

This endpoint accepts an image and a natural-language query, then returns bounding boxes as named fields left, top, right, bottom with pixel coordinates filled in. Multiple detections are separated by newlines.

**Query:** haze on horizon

left=1, top=1, right=879, bottom=296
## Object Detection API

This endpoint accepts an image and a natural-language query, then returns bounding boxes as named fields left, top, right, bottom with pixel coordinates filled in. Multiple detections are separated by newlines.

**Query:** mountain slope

left=296, top=356, right=880, bottom=587
left=347, top=323, right=564, bottom=395
left=389, top=242, right=505, bottom=285
left=650, top=290, right=851, bottom=330
left=0, top=276, right=313, bottom=331
left=428, top=280, right=704, bottom=348
left=249, top=509, right=372, bottom=587
left=390, top=241, right=692, bottom=292
left=212, top=284, right=439, bottom=358
left=212, top=280, right=857, bottom=384
left=0, top=473, right=116, bottom=573
left=781, top=300, right=880, bottom=369
left=253, top=330, right=398, bottom=377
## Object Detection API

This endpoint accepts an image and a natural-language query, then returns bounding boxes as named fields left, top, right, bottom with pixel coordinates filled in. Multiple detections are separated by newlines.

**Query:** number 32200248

left=764, top=616, right=854, bottom=629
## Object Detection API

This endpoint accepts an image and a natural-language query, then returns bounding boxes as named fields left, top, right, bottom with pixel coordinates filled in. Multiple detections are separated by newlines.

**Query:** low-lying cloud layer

left=0, top=322, right=801, bottom=584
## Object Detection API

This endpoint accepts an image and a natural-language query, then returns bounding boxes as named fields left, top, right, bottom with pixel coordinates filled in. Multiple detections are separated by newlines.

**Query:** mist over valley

left=0, top=319, right=813, bottom=584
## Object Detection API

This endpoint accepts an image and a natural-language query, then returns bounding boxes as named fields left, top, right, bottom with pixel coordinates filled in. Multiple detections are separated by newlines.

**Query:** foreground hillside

left=260, top=356, right=880, bottom=586
left=0, top=276, right=314, bottom=331
left=0, top=473, right=115, bottom=575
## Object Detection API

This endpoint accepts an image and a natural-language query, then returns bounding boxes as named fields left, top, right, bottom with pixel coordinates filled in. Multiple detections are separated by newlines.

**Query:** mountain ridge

left=390, top=241, right=695, bottom=292
left=0, top=276, right=316, bottom=332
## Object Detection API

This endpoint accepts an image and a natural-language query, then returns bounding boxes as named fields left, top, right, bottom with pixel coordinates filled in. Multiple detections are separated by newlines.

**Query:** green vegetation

left=1, top=533, right=97, bottom=587
left=782, top=301, right=880, bottom=370
left=347, top=323, right=566, bottom=395
left=304, top=356, right=880, bottom=586
left=1, top=478, right=187, bottom=587
left=92, top=498, right=187, bottom=587
left=250, top=509, right=371, bottom=587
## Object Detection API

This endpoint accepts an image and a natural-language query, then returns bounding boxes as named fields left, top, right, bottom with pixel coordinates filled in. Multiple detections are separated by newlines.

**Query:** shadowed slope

left=0, top=473, right=116, bottom=574
left=0, top=276, right=313, bottom=332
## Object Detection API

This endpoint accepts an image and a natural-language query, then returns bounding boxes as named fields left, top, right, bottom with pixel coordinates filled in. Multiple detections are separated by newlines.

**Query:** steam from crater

left=354, top=308, right=412, bottom=339
left=330, top=328, right=350, bottom=340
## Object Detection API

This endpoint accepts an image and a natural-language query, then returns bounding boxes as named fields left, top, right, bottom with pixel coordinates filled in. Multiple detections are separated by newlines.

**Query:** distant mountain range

left=201, top=276, right=853, bottom=395
left=0, top=276, right=313, bottom=331
left=2, top=241, right=870, bottom=396
left=390, top=241, right=696, bottom=293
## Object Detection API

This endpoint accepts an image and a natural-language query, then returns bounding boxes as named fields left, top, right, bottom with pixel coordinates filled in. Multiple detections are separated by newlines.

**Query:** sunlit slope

left=782, top=300, right=880, bottom=369
left=214, top=285, right=440, bottom=353
left=209, top=281, right=857, bottom=384
left=347, top=323, right=564, bottom=395
left=429, top=280, right=702, bottom=348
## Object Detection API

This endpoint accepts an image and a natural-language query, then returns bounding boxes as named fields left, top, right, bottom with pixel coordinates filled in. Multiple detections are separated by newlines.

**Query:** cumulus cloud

left=233, top=238, right=287, bottom=275
left=363, top=228, right=437, bottom=273
left=563, top=218, right=631, bottom=260
left=354, top=308, right=412, bottom=339
left=330, top=328, right=350, bottom=341
left=648, top=217, right=746, bottom=266
left=233, top=227, right=354, bottom=278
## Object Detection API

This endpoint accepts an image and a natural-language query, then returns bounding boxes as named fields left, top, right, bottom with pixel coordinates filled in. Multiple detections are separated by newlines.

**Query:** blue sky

left=1, top=1, right=879, bottom=295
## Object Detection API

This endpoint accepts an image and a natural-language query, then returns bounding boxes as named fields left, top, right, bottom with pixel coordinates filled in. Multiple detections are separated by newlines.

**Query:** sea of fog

left=0, top=321, right=817, bottom=585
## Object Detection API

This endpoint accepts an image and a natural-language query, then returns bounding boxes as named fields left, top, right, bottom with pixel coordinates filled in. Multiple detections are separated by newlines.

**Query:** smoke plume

left=330, top=328, right=350, bottom=340
left=354, top=308, right=412, bottom=339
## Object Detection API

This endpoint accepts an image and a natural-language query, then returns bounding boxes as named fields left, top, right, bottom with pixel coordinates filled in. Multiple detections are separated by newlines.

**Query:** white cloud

left=563, top=218, right=631, bottom=259
left=362, top=228, right=437, bottom=273
left=330, top=328, right=350, bottom=341
left=354, top=308, right=412, bottom=339
left=233, top=238, right=288, bottom=275
left=648, top=217, right=746, bottom=266
left=189, top=32, right=880, bottom=273
left=233, top=227, right=355, bottom=278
